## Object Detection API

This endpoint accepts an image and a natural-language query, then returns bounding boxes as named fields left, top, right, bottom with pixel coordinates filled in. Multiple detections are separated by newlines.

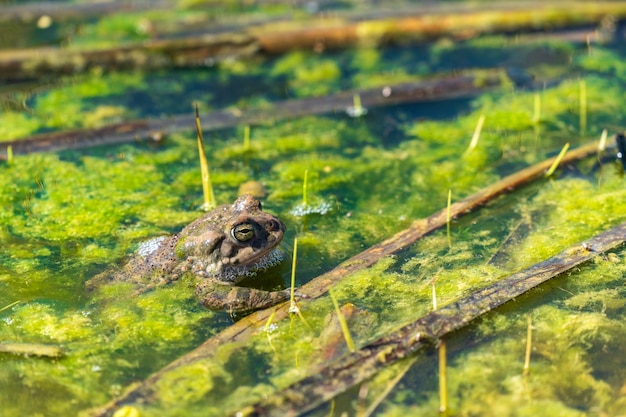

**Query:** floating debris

left=289, top=200, right=333, bottom=217
left=0, top=343, right=64, bottom=358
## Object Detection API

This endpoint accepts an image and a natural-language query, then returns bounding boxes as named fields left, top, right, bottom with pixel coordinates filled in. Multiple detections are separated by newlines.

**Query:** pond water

left=1, top=2, right=626, bottom=416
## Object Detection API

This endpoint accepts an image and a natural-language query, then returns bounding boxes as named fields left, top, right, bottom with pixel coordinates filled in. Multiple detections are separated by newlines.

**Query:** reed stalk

left=439, top=340, right=448, bottom=415
left=289, top=237, right=299, bottom=313
left=446, top=189, right=452, bottom=248
left=466, top=114, right=485, bottom=153
left=532, top=92, right=541, bottom=124
left=598, top=129, right=608, bottom=152
left=579, top=79, right=587, bottom=135
left=264, top=310, right=278, bottom=354
left=329, top=288, right=356, bottom=353
left=545, top=142, right=570, bottom=177
left=433, top=281, right=448, bottom=415
left=302, top=170, right=308, bottom=206
left=347, top=94, right=368, bottom=117
left=0, top=300, right=20, bottom=313
left=523, top=315, right=533, bottom=378
left=194, top=104, right=216, bottom=210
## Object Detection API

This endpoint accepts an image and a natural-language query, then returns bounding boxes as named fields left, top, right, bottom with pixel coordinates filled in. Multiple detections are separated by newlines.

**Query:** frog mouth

left=217, top=248, right=284, bottom=284
left=226, top=239, right=281, bottom=266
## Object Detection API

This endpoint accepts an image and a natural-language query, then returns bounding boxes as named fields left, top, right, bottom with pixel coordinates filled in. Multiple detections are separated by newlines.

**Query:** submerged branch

left=1, top=2, right=625, bottom=81
left=249, top=222, right=626, bottom=416
left=0, top=1, right=170, bottom=23
left=1, top=72, right=507, bottom=158
left=256, top=2, right=626, bottom=54
left=0, top=32, right=258, bottom=83
left=90, top=138, right=616, bottom=416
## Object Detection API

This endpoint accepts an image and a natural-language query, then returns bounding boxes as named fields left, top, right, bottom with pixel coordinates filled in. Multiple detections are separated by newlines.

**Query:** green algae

left=1, top=26, right=626, bottom=417
left=0, top=111, right=43, bottom=141
left=350, top=47, right=422, bottom=88
left=276, top=182, right=626, bottom=417
left=413, top=75, right=626, bottom=159
left=139, top=164, right=624, bottom=415
left=0, top=71, right=143, bottom=139
left=0, top=139, right=218, bottom=416
left=68, top=13, right=153, bottom=49
left=1, top=277, right=216, bottom=416
left=577, top=47, right=626, bottom=79
left=271, top=52, right=342, bottom=97
left=377, top=250, right=626, bottom=417
left=206, top=153, right=625, bottom=416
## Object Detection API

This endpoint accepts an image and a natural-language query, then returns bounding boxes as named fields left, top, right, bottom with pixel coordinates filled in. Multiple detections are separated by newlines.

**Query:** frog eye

left=232, top=223, right=255, bottom=242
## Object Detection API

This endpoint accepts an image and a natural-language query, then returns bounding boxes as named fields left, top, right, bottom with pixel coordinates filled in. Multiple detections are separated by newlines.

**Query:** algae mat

left=1, top=2, right=626, bottom=416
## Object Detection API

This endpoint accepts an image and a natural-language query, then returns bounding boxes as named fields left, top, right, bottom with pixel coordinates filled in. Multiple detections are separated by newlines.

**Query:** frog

left=86, top=194, right=291, bottom=313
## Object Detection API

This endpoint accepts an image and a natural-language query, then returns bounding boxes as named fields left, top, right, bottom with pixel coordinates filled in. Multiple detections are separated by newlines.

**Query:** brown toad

left=87, top=194, right=290, bottom=312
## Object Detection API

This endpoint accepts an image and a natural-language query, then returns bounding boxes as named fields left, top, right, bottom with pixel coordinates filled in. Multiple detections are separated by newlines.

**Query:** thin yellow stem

left=439, top=339, right=448, bottom=415
left=289, top=237, right=298, bottom=311
left=329, top=288, right=356, bottom=353
left=0, top=300, right=20, bottom=313
left=347, top=93, right=367, bottom=117
left=286, top=236, right=310, bottom=327
left=598, top=129, right=608, bottom=152
left=195, top=103, right=216, bottom=210
left=545, top=142, right=570, bottom=177
left=363, top=357, right=418, bottom=417
left=446, top=189, right=452, bottom=248
left=433, top=278, right=447, bottom=415
left=353, top=94, right=362, bottom=112
left=328, top=400, right=335, bottom=417
left=532, top=93, right=541, bottom=124
left=579, top=79, right=587, bottom=135
left=302, top=170, right=308, bottom=206
left=523, top=315, right=533, bottom=378
left=263, top=310, right=278, bottom=354
left=466, top=114, right=485, bottom=153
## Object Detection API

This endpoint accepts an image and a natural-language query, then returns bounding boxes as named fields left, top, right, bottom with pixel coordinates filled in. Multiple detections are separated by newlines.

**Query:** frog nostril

left=268, top=219, right=281, bottom=231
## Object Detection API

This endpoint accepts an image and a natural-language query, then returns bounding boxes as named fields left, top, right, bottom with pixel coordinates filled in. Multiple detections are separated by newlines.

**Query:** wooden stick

left=256, top=3, right=626, bottom=53
left=0, top=32, right=258, bottom=83
left=2, top=2, right=625, bottom=81
left=1, top=72, right=505, bottom=158
left=249, top=222, right=626, bottom=416
left=0, top=0, right=170, bottom=23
